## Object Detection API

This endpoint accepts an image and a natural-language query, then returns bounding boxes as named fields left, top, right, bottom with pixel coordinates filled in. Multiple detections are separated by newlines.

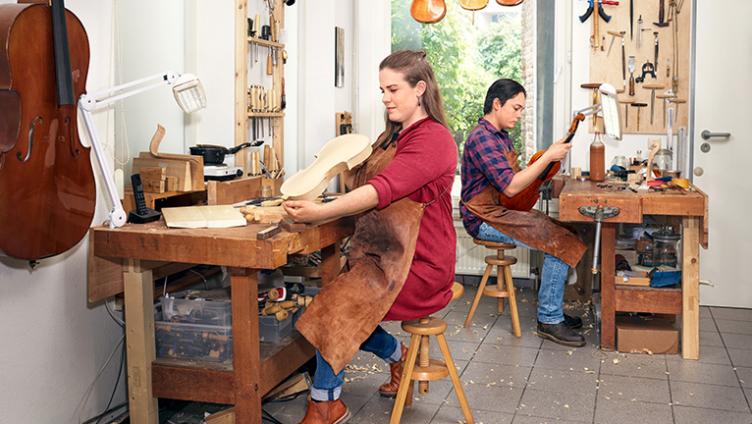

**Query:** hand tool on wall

left=629, top=0, right=634, bottom=40
left=635, top=61, right=656, bottom=83
left=653, top=31, right=660, bottom=72
left=631, top=102, right=648, bottom=131
left=606, top=30, right=625, bottom=56
left=619, top=98, right=634, bottom=128
left=628, top=56, right=636, bottom=96
left=656, top=92, right=676, bottom=126
left=581, top=83, right=604, bottom=127
left=637, top=15, right=644, bottom=48
left=267, top=49, right=273, bottom=75
left=579, top=0, right=614, bottom=50
left=654, top=0, right=669, bottom=27
left=642, top=83, right=664, bottom=125
left=668, top=98, right=686, bottom=125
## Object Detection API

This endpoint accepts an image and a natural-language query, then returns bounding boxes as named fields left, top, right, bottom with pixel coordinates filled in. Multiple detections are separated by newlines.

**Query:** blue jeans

left=311, top=325, right=401, bottom=401
left=477, top=222, right=569, bottom=325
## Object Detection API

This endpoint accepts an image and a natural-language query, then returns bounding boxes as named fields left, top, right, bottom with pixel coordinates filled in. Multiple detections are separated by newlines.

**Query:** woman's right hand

left=544, top=139, right=572, bottom=162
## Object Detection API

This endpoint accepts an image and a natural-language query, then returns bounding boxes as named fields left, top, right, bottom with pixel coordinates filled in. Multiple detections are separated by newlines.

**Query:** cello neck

left=51, top=0, right=74, bottom=106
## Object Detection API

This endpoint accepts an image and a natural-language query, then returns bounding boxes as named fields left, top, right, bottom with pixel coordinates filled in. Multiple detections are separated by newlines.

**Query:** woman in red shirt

left=284, top=50, right=457, bottom=424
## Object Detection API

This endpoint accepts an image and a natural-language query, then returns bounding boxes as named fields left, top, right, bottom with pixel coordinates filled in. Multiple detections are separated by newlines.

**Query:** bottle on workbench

left=589, top=138, right=606, bottom=182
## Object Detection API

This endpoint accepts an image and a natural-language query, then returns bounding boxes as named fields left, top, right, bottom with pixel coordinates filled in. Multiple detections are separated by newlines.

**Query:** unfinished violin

left=497, top=0, right=525, bottom=6
left=459, top=0, right=489, bottom=11
left=498, top=113, right=585, bottom=211
left=280, top=134, right=371, bottom=201
left=0, top=0, right=95, bottom=260
left=410, top=0, right=447, bottom=24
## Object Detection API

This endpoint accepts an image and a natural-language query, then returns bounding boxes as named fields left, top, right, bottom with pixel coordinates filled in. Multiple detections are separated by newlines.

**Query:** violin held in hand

left=498, top=113, right=585, bottom=212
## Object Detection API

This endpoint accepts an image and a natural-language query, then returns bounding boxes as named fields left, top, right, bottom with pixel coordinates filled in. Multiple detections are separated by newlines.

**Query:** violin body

left=0, top=1, right=95, bottom=260
left=281, top=134, right=371, bottom=201
left=498, top=113, right=585, bottom=211
left=411, top=0, right=447, bottom=24
left=459, top=0, right=489, bottom=11
left=497, top=0, right=525, bottom=6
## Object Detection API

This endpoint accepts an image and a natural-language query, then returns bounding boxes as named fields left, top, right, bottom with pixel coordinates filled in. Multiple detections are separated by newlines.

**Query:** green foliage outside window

left=391, top=0, right=524, bottom=167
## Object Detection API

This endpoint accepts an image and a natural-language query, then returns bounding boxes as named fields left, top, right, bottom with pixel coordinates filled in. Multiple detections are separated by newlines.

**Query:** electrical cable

left=74, top=336, right=124, bottom=423
left=105, top=298, right=125, bottom=328
left=95, top=342, right=126, bottom=424
left=189, top=269, right=209, bottom=289
left=80, top=402, right=127, bottom=424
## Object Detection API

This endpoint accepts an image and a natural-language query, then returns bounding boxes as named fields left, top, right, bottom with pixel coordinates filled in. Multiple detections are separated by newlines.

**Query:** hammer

left=606, top=30, right=625, bottom=57
left=654, top=0, right=670, bottom=27
left=631, top=102, right=648, bottom=131
left=656, top=92, right=676, bottom=126
left=619, top=98, right=635, bottom=129
left=642, top=83, right=664, bottom=126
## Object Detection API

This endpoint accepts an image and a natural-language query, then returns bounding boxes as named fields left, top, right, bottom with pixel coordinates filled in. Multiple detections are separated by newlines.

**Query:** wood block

left=165, top=176, right=179, bottom=192
left=139, top=167, right=167, bottom=193
left=162, top=205, right=247, bottom=229
left=133, top=152, right=204, bottom=192
left=207, top=176, right=263, bottom=205
left=205, top=408, right=234, bottom=424
left=616, top=271, right=650, bottom=287
left=253, top=206, right=287, bottom=224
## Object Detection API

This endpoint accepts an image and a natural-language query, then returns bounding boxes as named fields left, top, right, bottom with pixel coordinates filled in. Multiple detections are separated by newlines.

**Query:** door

left=693, top=0, right=752, bottom=307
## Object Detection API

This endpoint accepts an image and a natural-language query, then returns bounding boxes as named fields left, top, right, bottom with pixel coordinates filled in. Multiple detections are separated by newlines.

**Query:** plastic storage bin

left=259, top=314, right=293, bottom=344
left=155, top=304, right=233, bottom=363
left=161, top=290, right=232, bottom=327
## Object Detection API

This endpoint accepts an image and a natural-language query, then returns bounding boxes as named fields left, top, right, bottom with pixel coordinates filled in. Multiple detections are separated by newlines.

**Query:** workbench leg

left=123, top=262, right=158, bottom=424
left=600, top=224, right=616, bottom=351
left=320, top=242, right=342, bottom=286
left=682, top=217, right=700, bottom=360
left=231, top=268, right=262, bottom=423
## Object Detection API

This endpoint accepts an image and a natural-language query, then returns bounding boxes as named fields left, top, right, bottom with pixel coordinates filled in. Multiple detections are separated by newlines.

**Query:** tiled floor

left=264, top=285, right=752, bottom=424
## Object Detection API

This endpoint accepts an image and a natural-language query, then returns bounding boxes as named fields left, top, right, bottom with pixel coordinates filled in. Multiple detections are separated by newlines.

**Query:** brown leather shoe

left=299, top=398, right=351, bottom=424
left=378, top=343, right=408, bottom=398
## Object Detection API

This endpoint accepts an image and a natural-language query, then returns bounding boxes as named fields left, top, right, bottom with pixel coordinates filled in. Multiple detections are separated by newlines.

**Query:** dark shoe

left=299, top=398, right=351, bottom=424
left=563, top=314, right=583, bottom=329
left=378, top=343, right=408, bottom=398
left=536, top=322, right=586, bottom=347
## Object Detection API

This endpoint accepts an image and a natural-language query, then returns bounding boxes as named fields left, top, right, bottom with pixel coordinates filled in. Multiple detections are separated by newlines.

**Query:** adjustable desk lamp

left=79, top=72, right=207, bottom=228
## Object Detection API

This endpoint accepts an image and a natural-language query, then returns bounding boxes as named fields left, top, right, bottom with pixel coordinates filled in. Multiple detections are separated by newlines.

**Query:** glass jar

left=653, top=227, right=680, bottom=267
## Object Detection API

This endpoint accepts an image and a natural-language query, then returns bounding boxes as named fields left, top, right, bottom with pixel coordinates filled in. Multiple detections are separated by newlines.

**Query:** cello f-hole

left=17, top=116, right=42, bottom=163
left=64, top=116, right=79, bottom=157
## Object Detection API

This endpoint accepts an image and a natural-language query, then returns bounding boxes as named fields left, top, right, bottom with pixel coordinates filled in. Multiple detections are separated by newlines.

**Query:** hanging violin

left=410, top=0, right=447, bottom=24
left=497, top=0, right=526, bottom=6
left=459, top=0, right=489, bottom=11
left=0, top=0, right=95, bottom=261
left=498, top=113, right=585, bottom=211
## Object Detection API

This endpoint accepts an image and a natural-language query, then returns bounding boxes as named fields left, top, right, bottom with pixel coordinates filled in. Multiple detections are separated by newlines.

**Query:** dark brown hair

left=379, top=50, right=448, bottom=143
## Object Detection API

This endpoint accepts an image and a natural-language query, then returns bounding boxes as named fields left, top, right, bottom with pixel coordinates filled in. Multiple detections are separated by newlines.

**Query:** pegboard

left=586, top=0, right=692, bottom=134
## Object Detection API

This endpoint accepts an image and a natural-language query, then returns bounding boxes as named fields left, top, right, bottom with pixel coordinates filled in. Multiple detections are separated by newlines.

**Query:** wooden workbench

left=558, top=179, right=708, bottom=359
left=90, top=218, right=354, bottom=424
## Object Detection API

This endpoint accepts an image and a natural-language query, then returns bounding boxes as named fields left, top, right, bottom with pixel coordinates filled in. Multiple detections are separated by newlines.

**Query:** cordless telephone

left=128, top=174, right=161, bottom=224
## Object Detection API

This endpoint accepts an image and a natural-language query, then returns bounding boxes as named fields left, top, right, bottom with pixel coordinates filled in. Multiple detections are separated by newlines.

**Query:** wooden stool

left=390, top=283, right=474, bottom=424
left=463, top=239, right=521, bottom=337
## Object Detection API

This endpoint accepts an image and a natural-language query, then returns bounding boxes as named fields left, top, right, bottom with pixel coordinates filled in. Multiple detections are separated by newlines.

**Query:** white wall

left=0, top=1, right=126, bottom=423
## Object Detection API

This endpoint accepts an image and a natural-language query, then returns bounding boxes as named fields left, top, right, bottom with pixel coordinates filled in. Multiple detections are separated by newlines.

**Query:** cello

left=498, top=113, right=585, bottom=211
left=0, top=0, right=95, bottom=261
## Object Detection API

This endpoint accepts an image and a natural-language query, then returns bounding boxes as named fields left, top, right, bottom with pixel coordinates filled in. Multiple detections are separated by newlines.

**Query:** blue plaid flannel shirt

left=460, top=118, right=516, bottom=237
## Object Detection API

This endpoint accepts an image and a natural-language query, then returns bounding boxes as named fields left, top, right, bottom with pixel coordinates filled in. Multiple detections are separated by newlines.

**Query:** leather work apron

left=296, top=134, right=426, bottom=374
left=463, top=185, right=586, bottom=268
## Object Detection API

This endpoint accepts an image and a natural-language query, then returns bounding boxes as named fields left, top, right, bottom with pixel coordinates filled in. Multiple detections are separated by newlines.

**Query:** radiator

left=454, top=220, right=534, bottom=279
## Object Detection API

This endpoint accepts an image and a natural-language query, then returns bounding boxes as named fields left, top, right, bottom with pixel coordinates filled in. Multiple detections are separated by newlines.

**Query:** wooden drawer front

left=559, top=196, right=642, bottom=224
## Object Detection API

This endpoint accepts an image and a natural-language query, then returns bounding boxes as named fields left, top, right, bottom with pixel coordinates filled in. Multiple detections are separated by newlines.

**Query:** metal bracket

left=579, top=205, right=621, bottom=275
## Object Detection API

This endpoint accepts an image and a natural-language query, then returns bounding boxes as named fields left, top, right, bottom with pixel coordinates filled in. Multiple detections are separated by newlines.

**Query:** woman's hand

left=282, top=200, right=330, bottom=223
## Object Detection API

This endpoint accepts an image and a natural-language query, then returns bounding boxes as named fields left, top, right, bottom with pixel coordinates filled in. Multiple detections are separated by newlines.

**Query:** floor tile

left=666, top=345, right=731, bottom=365
left=666, top=360, right=740, bottom=387
left=512, top=415, right=588, bottom=424
left=445, top=384, right=524, bottom=414
left=517, top=388, right=596, bottom=423
left=699, top=317, right=717, bottom=332
left=599, top=352, right=667, bottom=379
left=711, top=307, right=752, bottom=322
left=526, top=367, right=598, bottom=393
left=737, top=366, right=752, bottom=388
left=717, top=319, right=752, bottom=335
left=699, top=330, right=724, bottom=348
left=700, top=306, right=711, bottom=319
left=594, top=398, right=672, bottom=424
left=472, top=344, right=539, bottom=367
left=483, top=327, right=543, bottom=349
left=428, top=339, right=481, bottom=362
left=674, top=405, right=752, bottom=424
left=597, top=374, right=671, bottom=403
left=460, top=361, right=532, bottom=388
left=351, top=395, right=439, bottom=424
left=534, top=346, right=603, bottom=373
left=670, top=380, right=749, bottom=412
left=729, top=348, right=752, bottom=368
left=432, top=405, right=514, bottom=424
left=722, top=333, right=752, bottom=350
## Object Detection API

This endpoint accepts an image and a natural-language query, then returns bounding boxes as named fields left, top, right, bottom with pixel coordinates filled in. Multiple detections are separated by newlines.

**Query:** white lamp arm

left=80, top=71, right=179, bottom=111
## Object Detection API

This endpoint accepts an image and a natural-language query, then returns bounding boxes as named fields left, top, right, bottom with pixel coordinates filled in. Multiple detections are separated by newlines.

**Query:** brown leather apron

left=296, top=134, right=425, bottom=374
left=463, top=185, right=586, bottom=268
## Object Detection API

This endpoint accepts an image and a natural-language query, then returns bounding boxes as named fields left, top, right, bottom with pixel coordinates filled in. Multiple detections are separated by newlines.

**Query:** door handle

left=701, top=130, right=731, bottom=140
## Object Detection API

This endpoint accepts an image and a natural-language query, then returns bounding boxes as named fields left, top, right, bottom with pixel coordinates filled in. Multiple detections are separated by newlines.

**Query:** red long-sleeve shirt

left=368, top=117, right=457, bottom=321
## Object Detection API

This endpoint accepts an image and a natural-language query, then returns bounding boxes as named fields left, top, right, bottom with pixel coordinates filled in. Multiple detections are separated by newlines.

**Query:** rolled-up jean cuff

left=311, top=385, right=342, bottom=401
left=387, top=342, right=402, bottom=363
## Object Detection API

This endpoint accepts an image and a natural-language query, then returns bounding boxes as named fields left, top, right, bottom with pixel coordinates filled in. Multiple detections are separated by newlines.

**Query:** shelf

left=247, top=37, right=284, bottom=49
left=614, top=285, right=682, bottom=315
left=248, top=112, right=284, bottom=118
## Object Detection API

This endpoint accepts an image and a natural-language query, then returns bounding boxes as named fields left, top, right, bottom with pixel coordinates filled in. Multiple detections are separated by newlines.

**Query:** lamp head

left=598, top=83, right=622, bottom=141
left=172, top=73, right=206, bottom=113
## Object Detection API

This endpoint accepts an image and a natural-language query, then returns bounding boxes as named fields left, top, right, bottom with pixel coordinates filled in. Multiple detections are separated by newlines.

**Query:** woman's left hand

left=283, top=200, right=329, bottom=223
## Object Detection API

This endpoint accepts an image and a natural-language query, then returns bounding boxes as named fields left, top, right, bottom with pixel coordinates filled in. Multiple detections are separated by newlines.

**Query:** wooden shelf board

left=247, top=37, right=284, bottom=48
left=248, top=112, right=285, bottom=118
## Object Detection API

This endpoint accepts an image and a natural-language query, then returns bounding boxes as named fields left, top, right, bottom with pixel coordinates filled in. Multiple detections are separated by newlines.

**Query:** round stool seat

left=402, top=316, right=447, bottom=336
left=484, top=255, right=518, bottom=267
left=410, top=359, right=449, bottom=382
left=482, top=285, right=510, bottom=298
left=473, top=239, right=516, bottom=250
left=451, top=282, right=464, bottom=301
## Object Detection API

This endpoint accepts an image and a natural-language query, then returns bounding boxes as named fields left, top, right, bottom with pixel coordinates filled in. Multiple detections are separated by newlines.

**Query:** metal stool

left=463, top=239, right=521, bottom=337
left=390, top=282, right=474, bottom=424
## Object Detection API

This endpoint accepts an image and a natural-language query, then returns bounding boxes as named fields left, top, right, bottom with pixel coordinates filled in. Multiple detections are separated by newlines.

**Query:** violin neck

left=51, top=0, right=74, bottom=106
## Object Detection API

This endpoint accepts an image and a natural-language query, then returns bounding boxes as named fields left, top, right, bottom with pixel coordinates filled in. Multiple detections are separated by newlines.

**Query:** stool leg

left=504, top=265, right=522, bottom=338
left=418, top=335, right=430, bottom=394
left=496, top=265, right=505, bottom=315
left=436, top=334, right=474, bottom=424
left=464, top=264, right=492, bottom=328
left=390, top=334, right=420, bottom=424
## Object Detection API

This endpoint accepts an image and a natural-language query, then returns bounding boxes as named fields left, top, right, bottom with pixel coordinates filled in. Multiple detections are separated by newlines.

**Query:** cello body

left=498, top=113, right=585, bottom=211
left=0, top=1, right=95, bottom=260
left=410, top=0, right=447, bottom=24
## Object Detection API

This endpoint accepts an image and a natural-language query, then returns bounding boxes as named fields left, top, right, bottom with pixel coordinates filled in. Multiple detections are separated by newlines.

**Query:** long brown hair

left=379, top=50, right=448, bottom=143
